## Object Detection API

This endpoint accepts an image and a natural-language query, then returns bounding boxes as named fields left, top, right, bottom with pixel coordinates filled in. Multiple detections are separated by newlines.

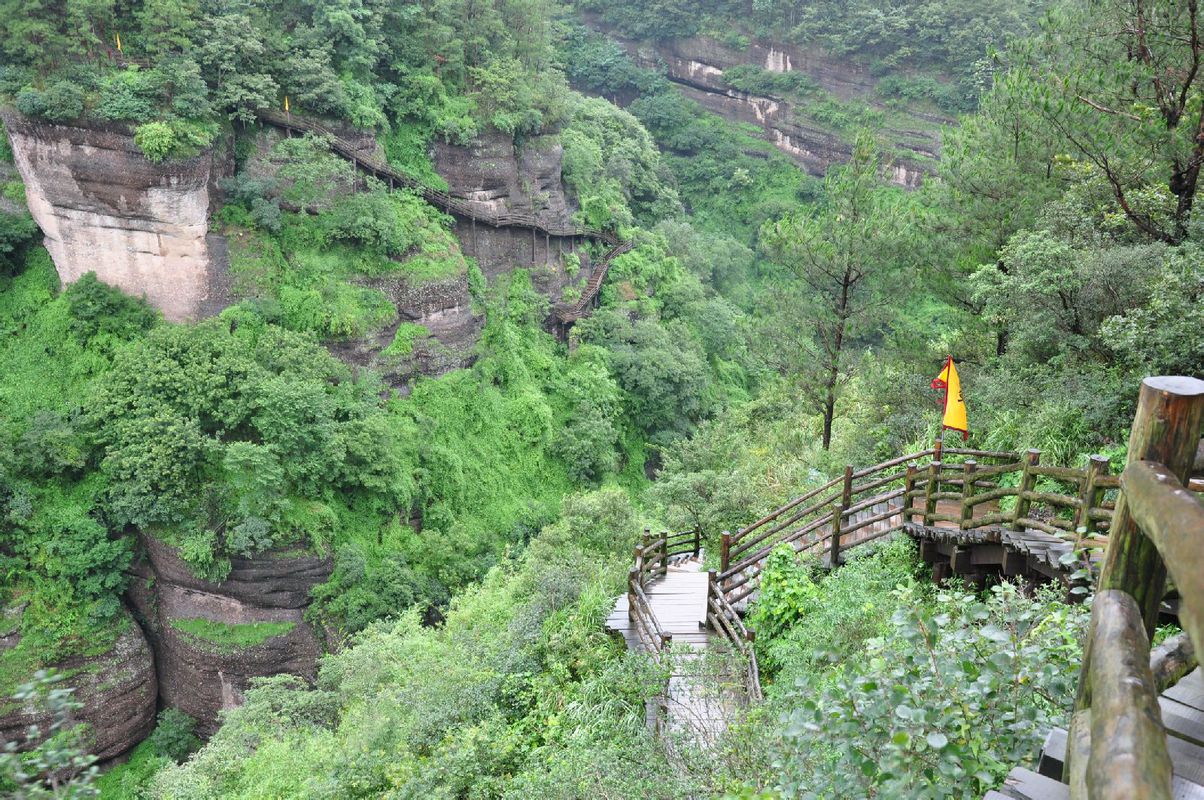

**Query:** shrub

left=134, top=121, right=178, bottom=163
left=147, top=708, right=201, bottom=763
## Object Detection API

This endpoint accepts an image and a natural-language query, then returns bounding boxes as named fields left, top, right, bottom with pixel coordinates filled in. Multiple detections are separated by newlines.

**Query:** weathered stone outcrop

left=1, top=112, right=232, bottom=321
left=434, top=130, right=585, bottom=295
left=586, top=24, right=947, bottom=186
left=0, top=609, right=157, bottom=762
left=126, top=534, right=331, bottom=734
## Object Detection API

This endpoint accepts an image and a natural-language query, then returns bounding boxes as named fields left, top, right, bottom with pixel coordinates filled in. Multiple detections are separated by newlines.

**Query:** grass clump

left=171, top=618, right=295, bottom=652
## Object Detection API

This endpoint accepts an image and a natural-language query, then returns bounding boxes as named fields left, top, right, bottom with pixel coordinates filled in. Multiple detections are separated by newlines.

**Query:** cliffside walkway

left=255, top=110, right=629, bottom=323
left=608, top=376, right=1204, bottom=796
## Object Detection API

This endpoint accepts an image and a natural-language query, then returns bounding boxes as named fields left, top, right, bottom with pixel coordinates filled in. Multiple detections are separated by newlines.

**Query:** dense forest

left=0, top=0, right=1202, bottom=797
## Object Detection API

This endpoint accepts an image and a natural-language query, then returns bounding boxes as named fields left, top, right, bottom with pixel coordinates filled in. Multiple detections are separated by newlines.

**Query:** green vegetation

left=3, top=0, right=1203, bottom=797
left=574, top=0, right=1041, bottom=111
left=171, top=618, right=296, bottom=652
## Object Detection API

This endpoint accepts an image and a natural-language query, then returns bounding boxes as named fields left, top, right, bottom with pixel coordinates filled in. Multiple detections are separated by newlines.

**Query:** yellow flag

left=931, top=356, right=968, bottom=440
left=284, top=95, right=290, bottom=112
left=116, top=32, right=122, bottom=53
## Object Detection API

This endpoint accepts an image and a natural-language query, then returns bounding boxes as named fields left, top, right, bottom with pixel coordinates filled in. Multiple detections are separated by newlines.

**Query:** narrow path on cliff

left=256, top=110, right=630, bottom=323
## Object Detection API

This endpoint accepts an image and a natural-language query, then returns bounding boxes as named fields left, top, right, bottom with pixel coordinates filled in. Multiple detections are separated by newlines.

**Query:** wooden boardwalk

left=606, top=555, right=735, bottom=744
left=989, top=667, right=1204, bottom=799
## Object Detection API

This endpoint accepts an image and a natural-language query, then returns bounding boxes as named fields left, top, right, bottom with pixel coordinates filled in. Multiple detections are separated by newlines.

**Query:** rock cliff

left=433, top=129, right=587, bottom=296
left=1, top=112, right=232, bottom=321
left=126, top=534, right=331, bottom=734
left=589, top=25, right=947, bottom=186
left=0, top=609, right=157, bottom=762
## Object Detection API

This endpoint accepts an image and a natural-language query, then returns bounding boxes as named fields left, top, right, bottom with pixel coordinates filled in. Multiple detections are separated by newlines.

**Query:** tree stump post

left=720, top=531, right=732, bottom=573
left=829, top=503, right=843, bottom=568
left=960, top=459, right=977, bottom=530
left=903, top=464, right=918, bottom=524
left=924, top=461, right=941, bottom=525
left=1012, top=449, right=1041, bottom=531
left=1074, top=454, right=1111, bottom=542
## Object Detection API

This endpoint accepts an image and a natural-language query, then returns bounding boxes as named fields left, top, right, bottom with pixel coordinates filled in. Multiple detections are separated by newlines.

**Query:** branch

left=1076, top=94, right=1141, bottom=121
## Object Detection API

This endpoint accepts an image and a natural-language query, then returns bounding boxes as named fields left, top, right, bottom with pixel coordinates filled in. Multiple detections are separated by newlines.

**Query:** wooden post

left=1098, top=376, right=1204, bottom=636
left=924, top=461, right=941, bottom=525
left=720, top=531, right=732, bottom=573
left=903, top=464, right=917, bottom=524
left=1067, top=376, right=1204, bottom=782
left=693, top=526, right=701, bottom=557
left=959, top=459, right=977, bottom=530
left=659, top=531, right=669, bottom=576
left=933, top=436, right=944, bottom=462
left=1074, top=454, right=1110, bottom=541
left=1012, top=449, right=1041, bottom=531
left=829, top=503, right=842, bottom=568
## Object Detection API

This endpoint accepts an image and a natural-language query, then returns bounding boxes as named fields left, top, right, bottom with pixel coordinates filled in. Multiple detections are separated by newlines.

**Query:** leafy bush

left=768, top=581, right=1089, bottom=798
left=134, top=121, right=178, bottom=163
left=147, top=709, right=201, bottom=763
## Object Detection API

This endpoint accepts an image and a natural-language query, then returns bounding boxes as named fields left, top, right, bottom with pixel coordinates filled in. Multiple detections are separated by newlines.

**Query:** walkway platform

left=606, top=556, right=736, bottom=744
left=988, top=668, right=1204, bottom=799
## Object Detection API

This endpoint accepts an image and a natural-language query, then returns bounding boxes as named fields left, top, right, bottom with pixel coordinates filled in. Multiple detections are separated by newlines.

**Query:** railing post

left=693, top=526, right=701, bottom=558
left=705, top=570, right=717, bottom=631
left=659, top=531, right=669, bottom=576
left=924, top=460, right=941, bottom=525
left=934, top=436, right=944, bottom=462
left=1012, top=449, right=1041, bottom=531
left=627, top=564, right=639, bottom=621
left=1066, top=377, right=1204, bottom=784
left=721, top=531, right=732, bottom=573
left=959, top=459, right=977, bottom=530
left=1098, top=377, right=1204, bottom=635
left=903, top=464, right=917, bottom=524
left=829, top=503, right=842, bottom=568
left=1074, top=454, right=1110, bottom=541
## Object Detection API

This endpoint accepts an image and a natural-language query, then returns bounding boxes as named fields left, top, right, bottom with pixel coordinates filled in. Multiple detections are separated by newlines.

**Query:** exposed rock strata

left=0, top=610, right=157, bottom=762
left=588, top=25, right=947, bottom=186
left=126, top=534, right=331, bottom=734
left=434, top=130, right=584, bottom=292
left=1, top=112, right=232, bottom=321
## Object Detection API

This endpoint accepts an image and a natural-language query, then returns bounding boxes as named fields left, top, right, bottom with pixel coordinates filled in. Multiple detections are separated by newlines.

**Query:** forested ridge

left=0, top=0, right=1202, bottom=797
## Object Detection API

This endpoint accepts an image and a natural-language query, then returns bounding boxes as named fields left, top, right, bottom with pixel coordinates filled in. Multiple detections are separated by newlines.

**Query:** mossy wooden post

left=720, top=531, right=732, bottom=574
left=924, top=461, right=940, bottom=525
left=903, top=465, right=918, bottom=524
left=1066, top=376, right=1204, bottom=785
left=959, top=459, right=977, bottom=530
left=829, top=503, right=843, bottom=568
left=1012, top=449, right=1041, bottom=531
left=1098, top=377, right=1204, bottom=636
left=1073, top=455, right=1110, bottom=541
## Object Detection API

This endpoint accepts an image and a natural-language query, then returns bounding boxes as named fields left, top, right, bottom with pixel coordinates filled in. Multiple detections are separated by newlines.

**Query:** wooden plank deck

left=605, top=556, right=735, bottom=744
left=998, top=668, right=1204, bottom=799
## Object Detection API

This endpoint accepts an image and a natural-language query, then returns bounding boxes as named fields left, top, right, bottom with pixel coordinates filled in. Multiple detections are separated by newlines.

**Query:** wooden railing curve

left=255, top=110, right=629, bottom=322
left=718, top=426, right=1203, bottom=607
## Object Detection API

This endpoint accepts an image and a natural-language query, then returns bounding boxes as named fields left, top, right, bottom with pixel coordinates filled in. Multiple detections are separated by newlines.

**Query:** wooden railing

left=719, top=423, right=1203, bottom=606
left=255, top=110, right=629, bottom=321
left=1063, top=376, right=1204, bottom=799
left=705, top=570, right=763, bottom=701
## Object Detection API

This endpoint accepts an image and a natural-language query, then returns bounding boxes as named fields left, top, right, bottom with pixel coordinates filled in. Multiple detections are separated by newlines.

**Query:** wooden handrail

left=1065, top=376, right=1204, bottom=798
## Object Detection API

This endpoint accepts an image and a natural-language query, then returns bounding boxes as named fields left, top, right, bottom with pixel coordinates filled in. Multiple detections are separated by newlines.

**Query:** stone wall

left=1, top=112, right=230, bottom=322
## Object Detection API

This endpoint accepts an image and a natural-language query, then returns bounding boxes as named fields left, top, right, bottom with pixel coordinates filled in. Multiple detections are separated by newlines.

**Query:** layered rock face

left=1, top=113, right=231, bottom=321
left=434, top=130, right=585, bottom=292
left=126, top=534, right=331, bottom=734
left=592, top=26, right=947, bottom=186
left=0, top=610, right=157, bottom=762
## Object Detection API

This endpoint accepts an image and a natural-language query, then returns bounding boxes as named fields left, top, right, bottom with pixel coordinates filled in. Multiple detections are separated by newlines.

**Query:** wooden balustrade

left=1065, top=376, right=1204, bottom=799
